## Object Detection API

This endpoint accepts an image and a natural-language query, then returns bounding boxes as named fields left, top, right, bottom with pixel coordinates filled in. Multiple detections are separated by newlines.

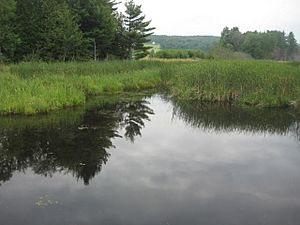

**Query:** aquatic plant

left=1, top=60, right=300, bottom=115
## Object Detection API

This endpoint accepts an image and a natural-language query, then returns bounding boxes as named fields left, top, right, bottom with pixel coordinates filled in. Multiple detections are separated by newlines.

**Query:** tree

left=287, top=32, right=298, bottom=60
left=42, top=1, right=87, bottom=61
left=0, top=0, right=19, bottom=62
left=122, top=0, right=155, bottom=60
left=220, top=27, right=243, bottom=51
left=15, top=0, right=44, bottom=60
left=67, top=0, right=118, bottom=60
left=8, top=0, right=156, bottom=61
left=110, top=12, right=128, bottom=59
left=220, top=27, right=298, bottom=60
left=241, top=32, right=264, bottom=59
left=272, top=31, right=287, bottom=60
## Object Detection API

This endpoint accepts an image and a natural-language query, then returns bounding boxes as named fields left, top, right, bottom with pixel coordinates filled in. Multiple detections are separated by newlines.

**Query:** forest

left=218, top=27, right=299, bottom=60
left=149, top=35, right=219, bottom=51
left=0, top=0, right=154, bottom=62
left=148, top=29, right=299, bottom=60
left=1, top=0, right=299, bottom=62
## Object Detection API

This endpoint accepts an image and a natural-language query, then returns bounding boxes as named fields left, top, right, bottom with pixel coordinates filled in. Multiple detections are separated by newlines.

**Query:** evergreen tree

left=67, top=0, right=118, bottom=59
left=110, top=12, right=128, bottom=59
left=122, top=0, right=155, bottom=59
left=287, top=32, right=298, bottom=60
left=220, top=27, right=298, bottom=60
left=15, top=0, right=44, bottom=60
left=42, top=1, right=87, bottom=61
left=5, top=0, right=156, bottom=61
left=0, top=0, right=19, bottom=62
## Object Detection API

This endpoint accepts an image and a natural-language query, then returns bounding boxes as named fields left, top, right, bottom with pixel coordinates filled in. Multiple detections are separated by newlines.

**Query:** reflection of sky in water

left=0, top=96, right=300, bottom=225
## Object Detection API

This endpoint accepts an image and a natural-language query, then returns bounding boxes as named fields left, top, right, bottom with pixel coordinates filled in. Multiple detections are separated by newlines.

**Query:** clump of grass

left=9, top=60, right=163, bottom=78
left=0, top=73, right=85, bottom=114
left=151, top=49, right=206, bottom=59
left=0, top=62, right=161, bottom=115
left=1, top=60, right=300, bottom=115
left=161, top=60, right=300, bottom=107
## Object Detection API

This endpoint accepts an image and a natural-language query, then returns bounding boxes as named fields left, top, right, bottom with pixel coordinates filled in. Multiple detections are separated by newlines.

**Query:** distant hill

left=149, top=35, right=220, bottom=51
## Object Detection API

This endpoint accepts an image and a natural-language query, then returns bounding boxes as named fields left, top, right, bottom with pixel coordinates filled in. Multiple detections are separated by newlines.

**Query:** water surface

left=0, top=95, right=300, bottom=225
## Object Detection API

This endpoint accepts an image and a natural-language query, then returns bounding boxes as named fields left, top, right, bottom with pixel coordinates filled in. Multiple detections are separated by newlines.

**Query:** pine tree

left=287, top=32, right=298, bottom=60
left=15, top=0, right=44, bottom=60
left=42, top=1, right=87, bottom=61
left=67, top=0, right=118, bottom=60
left=123, top=0, right=155, bottom=60
left=110, top=12, right=128, bottom=59
left=0, top=0, right=19, bottom=62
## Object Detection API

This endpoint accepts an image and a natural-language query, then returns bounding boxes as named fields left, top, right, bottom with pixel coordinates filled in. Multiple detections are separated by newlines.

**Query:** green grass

left=145, top=44, right=161, bottom=54
left=1, top=60, right=300, bottom=115
left=151, top=49, right=206, bottom=59
left=161, top=60, right=300, bottom=107
left=0, top=92, right=153, bottom=129
left=9, top=60, right=162, bottom=78
left=0, top=61, right=162, bottom=115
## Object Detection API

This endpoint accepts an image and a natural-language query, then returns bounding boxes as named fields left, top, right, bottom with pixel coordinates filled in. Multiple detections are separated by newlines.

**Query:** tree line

left=150, top=49, right=206, bottom=59
left=220, top=27, right=298, bottom=60
left=149, top=35, right=219, bottom=51
left=0, top=0, right=155, bottom=62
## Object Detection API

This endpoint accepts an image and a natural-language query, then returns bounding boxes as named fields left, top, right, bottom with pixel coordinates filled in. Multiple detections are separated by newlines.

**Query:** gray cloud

left=119, top=0, right=300, bottom=40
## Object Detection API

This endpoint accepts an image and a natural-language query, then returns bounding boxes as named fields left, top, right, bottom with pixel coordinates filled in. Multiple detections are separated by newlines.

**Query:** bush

left=154, top=49, right=206, bottom=59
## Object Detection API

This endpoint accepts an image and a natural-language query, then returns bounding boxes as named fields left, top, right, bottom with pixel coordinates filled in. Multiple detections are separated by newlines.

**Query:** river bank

left=1, top=60, right=300, bottom=115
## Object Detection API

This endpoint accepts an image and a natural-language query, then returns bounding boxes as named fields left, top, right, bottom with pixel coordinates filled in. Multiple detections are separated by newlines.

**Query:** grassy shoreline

left=1, top=60, right=300, bottom=115
left=162, top=60, right=300, bottom=107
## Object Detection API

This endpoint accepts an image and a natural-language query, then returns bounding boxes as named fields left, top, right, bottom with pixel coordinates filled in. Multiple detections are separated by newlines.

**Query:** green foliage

left=241, top=31, right=288, bottom=60
left=209, top=42, right=252, bottom=60
left=0, top=0, right=19, bottom=62
left=67, top=0, right=118, bottom=59
left=219, top=27, right=298, bottom=60
left=43, top=1, right=87, bottom=61
left=0, top=61, right=162, bottom=114
left=120, top=0, right=155, bottom=59
left=1, top=0, right=154, bottom=62
left=221, top=27, right=244, bottom=51
left=10, top=60, right=163, bottom=77
left=149, top=35, right=219, bottom=51
left=287, top=32, right=298, bottom=60
left=161, top=60, right=300, bottom=107
left=1, top=60, right=300, bottom=115
left=151, top=49, right=206, bottom=59
left=240, top=33, right=265, bottom=59
left=15, top=0, right=44, bottom=60
left=110, top=12, right=128, bottom=59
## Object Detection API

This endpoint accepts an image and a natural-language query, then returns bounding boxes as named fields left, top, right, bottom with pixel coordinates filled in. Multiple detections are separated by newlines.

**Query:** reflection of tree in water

left=117, top=101, right=154, bottom=142
left=291, top=122, right=300, bottom=141
left=0, top=99, right=153, bottom=185
left=171, top=99, right=300, bottom=136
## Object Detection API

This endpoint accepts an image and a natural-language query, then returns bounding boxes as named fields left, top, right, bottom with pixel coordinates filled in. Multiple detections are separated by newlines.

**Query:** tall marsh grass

left=0, top=61, right=162, bottom=114
left=10, top=61, right=163, bottom=78
left=151, top=49, right=206, bottom=59
left=161, top=60, right=300, bottom=107
left=1, top=60, right=300, bottom=115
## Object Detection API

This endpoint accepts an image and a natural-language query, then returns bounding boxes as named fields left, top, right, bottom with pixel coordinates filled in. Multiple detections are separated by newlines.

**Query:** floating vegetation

left=35, top=195, right=61, bottom=207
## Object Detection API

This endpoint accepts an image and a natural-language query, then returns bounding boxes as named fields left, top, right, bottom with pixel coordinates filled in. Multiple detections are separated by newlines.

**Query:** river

left=0, top=94, right=300, bottom=225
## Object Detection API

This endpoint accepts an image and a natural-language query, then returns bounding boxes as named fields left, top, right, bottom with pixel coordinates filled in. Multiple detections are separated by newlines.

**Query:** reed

left=161, top=60, right=300, bottom=107
left=1, top=60, right=300, bottom=115
left=0, top=62, right=161, bottom=115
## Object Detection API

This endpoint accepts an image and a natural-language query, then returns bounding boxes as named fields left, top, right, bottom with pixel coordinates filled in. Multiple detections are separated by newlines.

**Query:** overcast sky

left=119, top=0, right=300, bottom=40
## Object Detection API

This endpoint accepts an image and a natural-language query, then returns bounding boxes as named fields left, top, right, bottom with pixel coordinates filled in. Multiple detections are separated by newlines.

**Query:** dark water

left=0, top=95, right=300, bottom=225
